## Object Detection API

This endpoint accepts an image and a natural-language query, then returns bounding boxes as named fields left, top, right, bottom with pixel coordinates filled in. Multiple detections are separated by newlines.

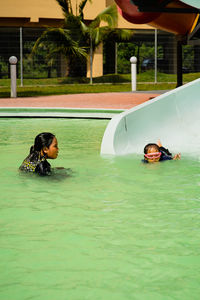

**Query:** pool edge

left=0, top=107, right=125, bottom=119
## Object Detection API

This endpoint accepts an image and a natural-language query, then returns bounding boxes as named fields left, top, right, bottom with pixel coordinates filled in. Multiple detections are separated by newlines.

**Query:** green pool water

left=1, top=118, right=200, bottom=300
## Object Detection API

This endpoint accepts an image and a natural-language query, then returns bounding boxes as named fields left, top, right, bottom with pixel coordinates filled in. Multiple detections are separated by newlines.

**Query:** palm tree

left=78, top=2, right=134, bottom=83
left=31, top=27, right=87, bottom=77
left=80, top=15, right=134, bottom=83
left=58, top=0, right=121, bottom=81
left=79, top=4, right=118, bottom=83
left=31, top=0, right=134, bottom=80
left=31, top=0, right=88, bottom=76
left=32, top=27, right=86, bottom=59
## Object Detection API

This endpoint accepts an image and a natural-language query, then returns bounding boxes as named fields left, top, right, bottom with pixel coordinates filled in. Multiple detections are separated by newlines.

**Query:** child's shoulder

left=159, top=146, right=173, bottom=161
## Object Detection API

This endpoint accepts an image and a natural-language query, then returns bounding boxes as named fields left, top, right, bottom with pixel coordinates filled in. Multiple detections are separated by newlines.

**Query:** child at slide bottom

left=143, top=140, right=181, bottom=163
left=19, top=132, right=59, bottom=176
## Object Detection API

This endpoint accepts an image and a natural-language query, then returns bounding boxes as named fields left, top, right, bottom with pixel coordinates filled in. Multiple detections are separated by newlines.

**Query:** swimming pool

left=1, top=118, right=200, bottom=300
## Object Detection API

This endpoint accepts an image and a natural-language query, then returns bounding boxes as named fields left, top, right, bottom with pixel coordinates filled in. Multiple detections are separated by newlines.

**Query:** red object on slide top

left=115, top=0, right=199, bottom=35
left=115, top=0, right=161, bottom=24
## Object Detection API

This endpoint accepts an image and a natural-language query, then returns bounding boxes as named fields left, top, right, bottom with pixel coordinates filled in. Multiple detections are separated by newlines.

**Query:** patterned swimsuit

left=19, top=153, right=51, bottom=176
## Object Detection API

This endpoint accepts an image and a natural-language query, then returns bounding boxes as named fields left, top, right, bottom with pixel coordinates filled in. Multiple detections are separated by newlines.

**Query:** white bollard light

left=130, top=56, right=137, bottom=92
left=9, top=56, right=18, bottom=98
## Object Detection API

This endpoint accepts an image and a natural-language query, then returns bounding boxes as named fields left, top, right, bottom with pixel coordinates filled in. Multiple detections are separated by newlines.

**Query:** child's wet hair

left=30, top=132, right=55, bottom=154
left=144, top=143, right=159, bottom=154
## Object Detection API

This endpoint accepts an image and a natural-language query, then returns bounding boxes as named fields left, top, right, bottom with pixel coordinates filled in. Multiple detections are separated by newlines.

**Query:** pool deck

left=0, top=91, right=167, bottom=118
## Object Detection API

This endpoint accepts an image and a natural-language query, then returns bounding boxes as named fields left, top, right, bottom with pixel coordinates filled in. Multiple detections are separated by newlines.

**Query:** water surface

left=0, top=118, right=200, bottom=300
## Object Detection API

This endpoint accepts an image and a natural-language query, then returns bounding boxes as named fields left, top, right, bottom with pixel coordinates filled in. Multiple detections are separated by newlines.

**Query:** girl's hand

left=173, top=153, right=181, bottom=160
left=157, top=139, right=162, bottom=147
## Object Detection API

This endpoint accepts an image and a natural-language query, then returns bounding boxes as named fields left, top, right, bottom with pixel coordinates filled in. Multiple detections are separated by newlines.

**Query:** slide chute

left=115, top=0, right=199, bottom=35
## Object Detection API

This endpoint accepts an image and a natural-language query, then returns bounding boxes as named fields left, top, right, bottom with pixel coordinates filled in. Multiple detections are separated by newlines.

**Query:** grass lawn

left=0, top=71, right=199, bottom=98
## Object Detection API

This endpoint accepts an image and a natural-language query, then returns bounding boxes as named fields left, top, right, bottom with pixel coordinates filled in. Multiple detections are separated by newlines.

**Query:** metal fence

left=0, top=27, right=200, bottom=81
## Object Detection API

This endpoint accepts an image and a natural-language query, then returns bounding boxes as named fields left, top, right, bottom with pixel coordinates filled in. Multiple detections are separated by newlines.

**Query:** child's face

left=144, top=146, right=161, bottom=163
left=44, top=137, right=59, bottom=159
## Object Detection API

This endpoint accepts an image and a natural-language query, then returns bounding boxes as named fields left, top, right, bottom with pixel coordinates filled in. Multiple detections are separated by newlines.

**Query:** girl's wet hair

left=30, top=132, right=55, bottom=154
left=144, top=143, right=159, bottom=154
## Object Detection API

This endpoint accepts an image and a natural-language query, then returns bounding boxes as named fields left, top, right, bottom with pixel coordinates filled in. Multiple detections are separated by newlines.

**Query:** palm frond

left=90, top=5, right=118, bottom=29
left=80, top=20, right=89, bottom=33
left=46, top=45, right=87, bottom=60
left=31, top=27, right=86, bottom=59
left=79, top=0, right=92, bottom=19
left=102, top=28, right=134, bottom=42
left=56, top=0, right=73, bottom=15
left=64, top=13, right=81, bottom=28
left=115, top=29, right=134, bottom=41
left=63, top=14, right=84, bottom=42
left=94, top=28, right=100, bottom=45
left=31, top=28, right=71, bottom=51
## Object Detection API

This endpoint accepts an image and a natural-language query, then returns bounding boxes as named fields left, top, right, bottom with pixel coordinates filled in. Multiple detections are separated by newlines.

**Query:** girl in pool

left=143, top=140, right=181, bottom=163
left=19, top=132, right=59, bottom=176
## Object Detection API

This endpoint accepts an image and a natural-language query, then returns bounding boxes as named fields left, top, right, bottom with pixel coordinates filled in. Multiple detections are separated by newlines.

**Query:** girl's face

left=144, top=146, right=161, bottom=163
left=44, top=137, right=59, bottom=159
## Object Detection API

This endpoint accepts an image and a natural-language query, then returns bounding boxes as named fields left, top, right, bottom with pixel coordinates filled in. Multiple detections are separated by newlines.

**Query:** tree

left=31, top=0, right=88, bottom=76
left=31, top=0, right=134, bottom=79
left=57, top=0, right=123, bottom=81
left=31, top=27, right=87, bottom=76
left=79, top=5, right=118, bottom=83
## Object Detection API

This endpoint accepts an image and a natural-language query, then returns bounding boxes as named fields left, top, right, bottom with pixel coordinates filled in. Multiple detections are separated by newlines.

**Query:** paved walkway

left=0, top=91, right=163, bottom=110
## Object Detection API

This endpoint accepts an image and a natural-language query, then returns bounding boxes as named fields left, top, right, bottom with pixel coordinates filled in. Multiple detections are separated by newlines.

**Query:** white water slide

left=101, top=79, right=200, bottom=156
left=181, top=0, right=199, bottom=8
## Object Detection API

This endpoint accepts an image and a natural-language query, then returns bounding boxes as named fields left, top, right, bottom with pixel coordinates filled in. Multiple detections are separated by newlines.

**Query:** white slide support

left=101, top=78, right=200, bottom=156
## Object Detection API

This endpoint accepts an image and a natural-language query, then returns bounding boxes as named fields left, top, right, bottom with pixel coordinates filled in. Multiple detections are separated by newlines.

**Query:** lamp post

left=9, top=56, right=18, bottom=98
left=130, top=56, right=137, bottom=91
